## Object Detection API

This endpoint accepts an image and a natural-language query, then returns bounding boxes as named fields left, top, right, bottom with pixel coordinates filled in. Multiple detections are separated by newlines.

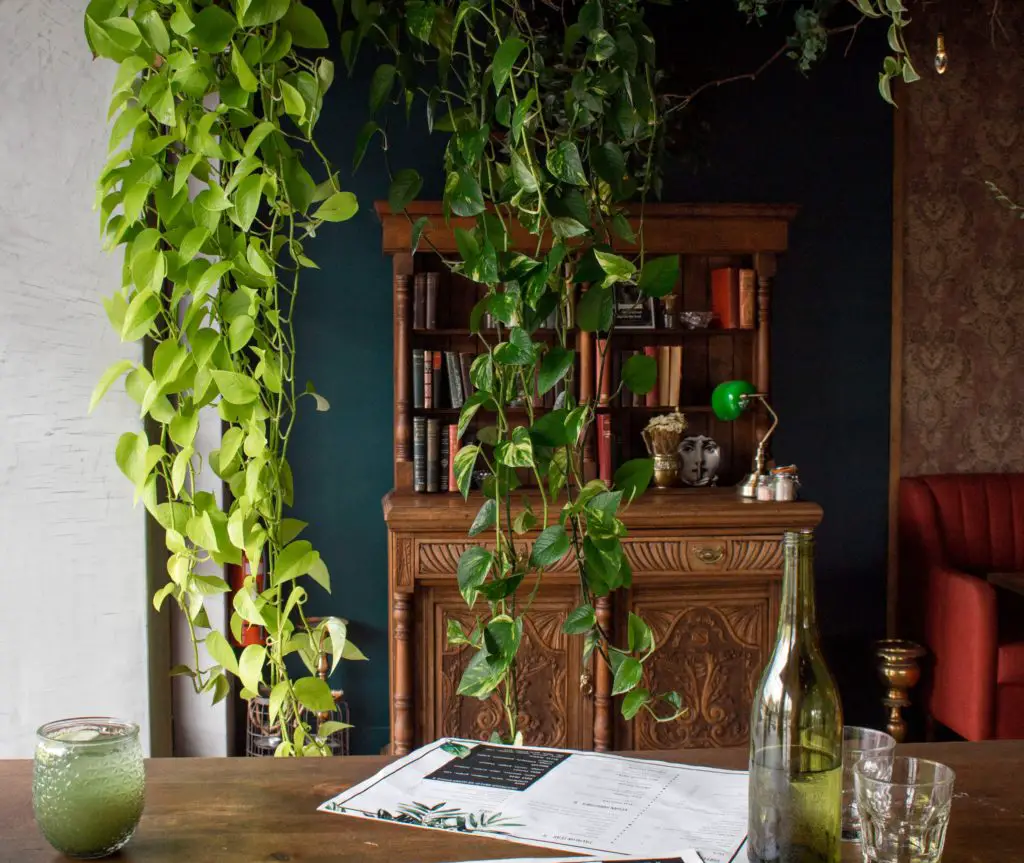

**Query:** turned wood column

left=393, top=254, right=414, bottom=489
left=593, top=595, right=613, bottom=752
left=752, top=252, right=775, bottom=396
left=392, top=594, right=413, bottom=755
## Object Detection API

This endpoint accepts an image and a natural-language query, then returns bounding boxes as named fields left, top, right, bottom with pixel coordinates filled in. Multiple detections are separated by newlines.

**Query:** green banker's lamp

left=711, top=380, right=779, bottom=500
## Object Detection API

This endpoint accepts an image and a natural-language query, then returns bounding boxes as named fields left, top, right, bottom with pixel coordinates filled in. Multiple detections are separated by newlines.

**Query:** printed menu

left=319, top=738, right=748, bottom=862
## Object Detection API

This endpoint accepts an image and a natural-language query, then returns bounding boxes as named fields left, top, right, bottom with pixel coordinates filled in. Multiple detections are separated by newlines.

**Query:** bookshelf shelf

left=411, top=327, right=752, bottom=338
left=411, top=404, right=717, bottom=418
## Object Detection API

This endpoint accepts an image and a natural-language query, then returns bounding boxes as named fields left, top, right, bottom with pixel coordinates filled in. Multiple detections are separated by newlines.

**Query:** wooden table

left=3, top=743, right=1021, bottom=861
left=988, top=571, right=1024, bottom=596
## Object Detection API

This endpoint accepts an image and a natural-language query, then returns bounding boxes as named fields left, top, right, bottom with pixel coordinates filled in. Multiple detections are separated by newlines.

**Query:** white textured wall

left=0, top=0, right=150, bottom=756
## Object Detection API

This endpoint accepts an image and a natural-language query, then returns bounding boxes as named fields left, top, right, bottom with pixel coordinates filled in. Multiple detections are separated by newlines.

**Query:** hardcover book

left=657, top=345, right=671, bottom=406
left=668, top=345, right=682, bottom=408
left=644, top=345, right=658, bottom=407
left=458, top=352, right=473, bottom=401
left=423, top=350, right=433, bottom=409
left=413, top=274, right=426, bottom=330
left=432, top=351, right=444, bottom=407
left=711, top=267, right=740, bottom=329
left=426, top=419, right=440, bottom=493
left=425, top=272, right=439, bottom=330
left=445, top=352, right=464, bottom=408
left=439, top=424, right=450, bottom=493
left=597, top=414, right=613, bottom=483
left=739, top=268, right=756, bottom=329
left=412, top=349, right=425, bottom=409
left=413, top=417, right=426, bottom=493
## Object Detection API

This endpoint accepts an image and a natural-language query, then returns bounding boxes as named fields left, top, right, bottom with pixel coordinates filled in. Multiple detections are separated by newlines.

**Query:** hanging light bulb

left=935, top=32, right=948, bottom=74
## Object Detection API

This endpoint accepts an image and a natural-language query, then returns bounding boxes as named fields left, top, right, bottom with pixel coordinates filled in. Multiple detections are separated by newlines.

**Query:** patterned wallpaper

left=901, top=2, right=1024, bottom=475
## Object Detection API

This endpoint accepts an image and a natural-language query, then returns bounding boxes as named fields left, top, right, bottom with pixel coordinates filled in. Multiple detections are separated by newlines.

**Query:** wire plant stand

left=246, top=690, right=350, bottom=757
left=245, top=616, right=352, bottom=757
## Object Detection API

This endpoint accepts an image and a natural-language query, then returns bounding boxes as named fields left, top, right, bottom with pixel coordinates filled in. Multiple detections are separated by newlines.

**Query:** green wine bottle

left=747, top=529, right=843, bottom=863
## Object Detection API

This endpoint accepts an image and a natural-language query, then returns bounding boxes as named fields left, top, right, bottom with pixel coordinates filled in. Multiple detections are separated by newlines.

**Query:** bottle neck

left=776, top=532, right=819, bottom=646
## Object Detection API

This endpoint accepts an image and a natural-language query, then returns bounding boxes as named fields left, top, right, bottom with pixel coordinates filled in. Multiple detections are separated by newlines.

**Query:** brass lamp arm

left=743, top=393, right=778, bottom=474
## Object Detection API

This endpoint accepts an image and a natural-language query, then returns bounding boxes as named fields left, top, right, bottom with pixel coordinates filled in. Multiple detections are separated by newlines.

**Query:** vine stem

left=663, top=18, right=869, bottom=114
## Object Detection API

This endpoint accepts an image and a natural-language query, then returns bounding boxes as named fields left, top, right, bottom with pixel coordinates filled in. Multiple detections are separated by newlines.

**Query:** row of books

left=413, top=350, right=471, bottom=410
left=414, top=266, right=756, bottom=332
left=412, top=273, right=441, bottom=330
left=412, top=419, right=461, bottom=493
left=413, top=350, right=569, bottom=411
left=412, top=413, right=670, bottom=494
left=711, top=267, right=756, bottom=330
left=596, top=342, right=684, bottom=408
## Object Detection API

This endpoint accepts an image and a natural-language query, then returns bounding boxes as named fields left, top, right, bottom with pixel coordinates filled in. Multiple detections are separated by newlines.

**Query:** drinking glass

left=855, top=756, right=955, bottom=863
left=841, top=726, right=896, bottom=841
left=33, top=717, right=145, bottom=859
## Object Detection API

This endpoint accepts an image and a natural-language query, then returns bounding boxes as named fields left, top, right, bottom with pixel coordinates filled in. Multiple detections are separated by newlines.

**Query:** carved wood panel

left=422, top=588, right=589, bottom=750
left=630, top=590, right=772, bottom=750
left=624, top=538, right=782, bottom=572
left=418, top=541, right=576, bottom=574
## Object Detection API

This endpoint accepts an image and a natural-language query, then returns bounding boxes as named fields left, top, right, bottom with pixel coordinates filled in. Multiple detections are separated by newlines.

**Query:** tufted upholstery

left=900, top=474, right=1024, bottom=741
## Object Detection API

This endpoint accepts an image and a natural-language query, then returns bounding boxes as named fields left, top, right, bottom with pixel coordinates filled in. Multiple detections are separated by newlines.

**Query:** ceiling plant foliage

left=84, top=0, right=914, bottom=753
left=339, top=0, right=913, bottom=743
left=84, top=0, right=365, bottom=756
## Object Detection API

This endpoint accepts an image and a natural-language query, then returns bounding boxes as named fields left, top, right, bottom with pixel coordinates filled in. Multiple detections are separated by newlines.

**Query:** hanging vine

left=345, top=0, right=915, bottom=744
left=85, top=0, right=364, bottom=756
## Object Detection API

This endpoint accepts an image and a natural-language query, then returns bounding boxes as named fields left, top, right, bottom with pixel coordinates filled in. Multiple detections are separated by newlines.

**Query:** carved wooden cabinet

left=378, top=201, right=822, bottom=754
left=385, top=490, right=822, bottom=754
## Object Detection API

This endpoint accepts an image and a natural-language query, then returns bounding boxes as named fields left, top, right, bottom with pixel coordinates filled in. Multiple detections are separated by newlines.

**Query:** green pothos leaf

left=453, top=444, right=480, bottom=498
left=469, top=498, right=497, bottom=537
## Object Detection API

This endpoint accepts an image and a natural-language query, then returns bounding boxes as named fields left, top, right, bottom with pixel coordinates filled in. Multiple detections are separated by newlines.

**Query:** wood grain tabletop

left=2, top=742, right=1020, bottom=862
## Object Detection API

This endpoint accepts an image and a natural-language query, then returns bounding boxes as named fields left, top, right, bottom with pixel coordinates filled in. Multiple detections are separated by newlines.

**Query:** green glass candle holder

left=33, top=717, right=145, bottom=859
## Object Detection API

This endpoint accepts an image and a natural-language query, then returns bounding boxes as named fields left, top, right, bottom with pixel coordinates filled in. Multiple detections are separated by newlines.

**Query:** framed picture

left=613, top=283, right=656, bottom=329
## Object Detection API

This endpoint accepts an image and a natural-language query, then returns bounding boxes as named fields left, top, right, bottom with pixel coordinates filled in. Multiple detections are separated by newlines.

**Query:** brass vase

left=653, top=453, right=682, bottom=488
left=642, top=417, right=687, bottom=489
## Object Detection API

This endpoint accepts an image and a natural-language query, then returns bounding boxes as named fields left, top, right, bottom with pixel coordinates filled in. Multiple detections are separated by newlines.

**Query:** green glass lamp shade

left=711, top=379, right=757, bottom=421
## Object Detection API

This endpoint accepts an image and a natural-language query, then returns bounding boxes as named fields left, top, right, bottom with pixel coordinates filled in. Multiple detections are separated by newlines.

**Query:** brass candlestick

left=875, top=638, right=926, bottom=742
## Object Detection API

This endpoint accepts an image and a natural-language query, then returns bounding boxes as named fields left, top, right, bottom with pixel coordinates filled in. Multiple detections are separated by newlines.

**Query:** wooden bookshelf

left=377, top=202, right=822, bottom=756
left=386, top=202, right=788, bottom=492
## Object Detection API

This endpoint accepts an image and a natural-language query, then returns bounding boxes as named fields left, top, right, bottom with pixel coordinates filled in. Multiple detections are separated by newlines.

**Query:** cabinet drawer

left=625, top=537, right=784, bottom=573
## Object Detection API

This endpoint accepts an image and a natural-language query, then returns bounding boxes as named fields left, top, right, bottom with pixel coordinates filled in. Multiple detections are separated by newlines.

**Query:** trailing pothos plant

left=84, top=0, right=366, bottom=756
left=348, top=0, right=688, bottom=744
left=344, top=0, right=915, bottom=743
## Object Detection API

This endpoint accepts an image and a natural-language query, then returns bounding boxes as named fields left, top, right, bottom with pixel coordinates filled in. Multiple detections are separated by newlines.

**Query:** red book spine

left=432, top=352, right=443, bottom=407
left=597, top=414, right=613, bottom=483
left=596, top=338, right=611, bottom=405
left=447, top=426, right=460, bottom=492
left=711, top=267, right=739, bottom=329
left=423, top=350, right=433, bottom=408
left=643, top=345, right=658, bottom=407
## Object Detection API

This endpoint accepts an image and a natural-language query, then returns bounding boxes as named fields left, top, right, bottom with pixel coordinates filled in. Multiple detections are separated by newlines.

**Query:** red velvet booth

left=899, top=474, right=1024, bottom=740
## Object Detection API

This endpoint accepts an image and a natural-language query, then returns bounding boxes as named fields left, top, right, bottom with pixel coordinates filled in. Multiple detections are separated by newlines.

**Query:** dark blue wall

left=289, top=58, right=447, bottom=754
left=654, top=5, right=894, bottom=724
left=293, top=6, right=894, bottom=752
